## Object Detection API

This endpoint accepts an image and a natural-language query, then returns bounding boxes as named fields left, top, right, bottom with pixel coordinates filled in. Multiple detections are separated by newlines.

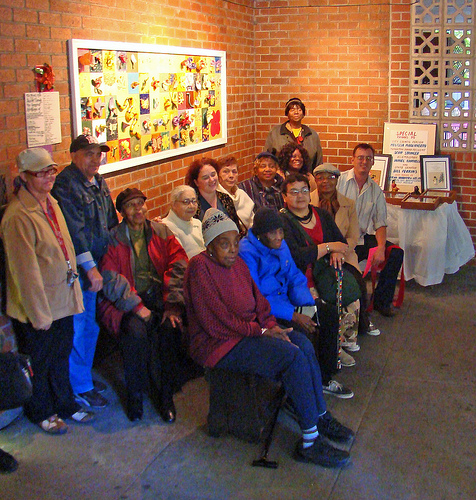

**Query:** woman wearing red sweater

left=184, top=208, right=354, bottom=468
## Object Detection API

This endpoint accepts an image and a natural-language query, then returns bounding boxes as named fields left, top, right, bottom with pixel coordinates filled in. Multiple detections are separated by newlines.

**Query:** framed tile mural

left=68, top=39, right=226, bottom=174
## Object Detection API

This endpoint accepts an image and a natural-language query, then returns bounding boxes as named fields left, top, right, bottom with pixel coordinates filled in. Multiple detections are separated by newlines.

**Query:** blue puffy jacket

left=238, top=229, right=314, bottom=321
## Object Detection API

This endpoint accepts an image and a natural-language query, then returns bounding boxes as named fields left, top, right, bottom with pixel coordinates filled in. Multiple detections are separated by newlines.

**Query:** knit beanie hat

left=252, top=207, right=283, bottom=237
left=202, top=208, right=238, bottom=246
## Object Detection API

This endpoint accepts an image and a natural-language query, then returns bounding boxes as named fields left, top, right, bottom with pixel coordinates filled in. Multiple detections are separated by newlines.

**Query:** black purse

left=0, top=351, right=33, bottom=411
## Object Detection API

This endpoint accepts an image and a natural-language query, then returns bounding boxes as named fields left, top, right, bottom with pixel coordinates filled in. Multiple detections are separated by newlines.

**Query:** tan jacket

left=1, top=186, right=83, bottom=329
left=310, top=190, right=360, bottom=269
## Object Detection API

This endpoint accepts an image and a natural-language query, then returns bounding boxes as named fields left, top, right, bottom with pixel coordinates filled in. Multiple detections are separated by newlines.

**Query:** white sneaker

left=367, top=322, right=381, bottom=336
left=339, top=349, right=356, bottom=367
left=341, top=339, right=360, bottom=352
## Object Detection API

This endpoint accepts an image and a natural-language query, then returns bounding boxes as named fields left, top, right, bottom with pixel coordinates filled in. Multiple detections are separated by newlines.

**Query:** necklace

left=291, top=206, right=313, bottom=224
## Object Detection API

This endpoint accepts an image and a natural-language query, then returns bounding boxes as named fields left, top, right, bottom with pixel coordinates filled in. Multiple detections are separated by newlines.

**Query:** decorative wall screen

left=68, top=39, right=226, bottom=174
left=410, top=0, right=475, bottom=151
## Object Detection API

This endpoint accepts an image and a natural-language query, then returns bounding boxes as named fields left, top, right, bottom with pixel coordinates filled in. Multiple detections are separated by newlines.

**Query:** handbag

left=0, top=351, right=33, bottom=411
left=312, top=258, right=361, bottom=308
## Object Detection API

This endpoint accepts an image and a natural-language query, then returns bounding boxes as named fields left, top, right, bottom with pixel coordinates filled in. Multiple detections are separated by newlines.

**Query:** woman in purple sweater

left=184, top=208, right=354, bottom=468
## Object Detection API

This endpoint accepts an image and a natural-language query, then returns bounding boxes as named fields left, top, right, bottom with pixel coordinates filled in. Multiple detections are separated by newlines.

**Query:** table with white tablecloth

left=386, top=202, right=475, bottom=286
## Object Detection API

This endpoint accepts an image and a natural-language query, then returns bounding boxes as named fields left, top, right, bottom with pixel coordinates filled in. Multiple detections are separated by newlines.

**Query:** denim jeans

left=215, top=330, right=326, bottom=431
left=69, top=277, right=100, bottom=394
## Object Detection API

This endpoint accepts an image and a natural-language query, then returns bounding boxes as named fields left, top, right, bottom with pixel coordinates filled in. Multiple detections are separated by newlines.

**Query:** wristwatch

left=326, top=244, right=330, bottom=254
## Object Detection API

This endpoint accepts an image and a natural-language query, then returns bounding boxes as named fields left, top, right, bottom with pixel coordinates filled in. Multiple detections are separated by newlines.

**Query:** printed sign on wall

left=68, top=39, right=226, bottom=174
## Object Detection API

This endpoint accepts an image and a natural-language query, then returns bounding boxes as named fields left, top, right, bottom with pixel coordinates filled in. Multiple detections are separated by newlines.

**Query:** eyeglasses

left=287, top=187, right=310, bottom=196
left=123, top=199, right=145, bottom=210
left=315, top=174, right=338, bottom=181
left=177, top=198, right=198, bottom=206
left=25, top=167, right=58, bottom=178
left=354, top=155, right=374, bottom=162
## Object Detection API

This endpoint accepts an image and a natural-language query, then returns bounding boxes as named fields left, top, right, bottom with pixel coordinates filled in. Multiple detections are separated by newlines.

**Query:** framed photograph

left=68, top=39, right=227, bottom=175
left=370, top=154, right=392, bottom=191
left=420, top=155, right=452, bottom=191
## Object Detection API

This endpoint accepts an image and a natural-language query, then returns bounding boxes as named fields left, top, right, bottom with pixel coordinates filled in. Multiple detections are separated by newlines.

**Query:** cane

left=251, top=391, right=285, bottom=469
left=336, top=267, right=344, bottom=370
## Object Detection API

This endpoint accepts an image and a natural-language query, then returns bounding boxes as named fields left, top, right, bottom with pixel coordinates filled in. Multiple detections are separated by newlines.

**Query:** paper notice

left=25, top=92, right=62, bottom=147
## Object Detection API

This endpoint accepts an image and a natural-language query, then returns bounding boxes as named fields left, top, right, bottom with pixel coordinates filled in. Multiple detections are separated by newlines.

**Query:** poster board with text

left=383, top=123, right=436, bottom=193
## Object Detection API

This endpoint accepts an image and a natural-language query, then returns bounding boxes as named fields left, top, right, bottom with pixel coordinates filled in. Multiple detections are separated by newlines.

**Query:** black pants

left=119, top=312, right=183, bottom=406
left=355, top=234, right=404, bottom=309
left=12, top=316, right=80, bottom=424
left=281, top=299, right=339, bottom=385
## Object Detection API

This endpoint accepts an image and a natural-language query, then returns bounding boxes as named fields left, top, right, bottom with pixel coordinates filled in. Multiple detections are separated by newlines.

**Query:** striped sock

left=302, top=425, right=319, bottom=448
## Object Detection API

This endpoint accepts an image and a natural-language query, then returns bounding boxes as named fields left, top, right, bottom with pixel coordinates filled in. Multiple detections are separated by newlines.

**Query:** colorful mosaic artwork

left=69, top=40, right=225, bottom=172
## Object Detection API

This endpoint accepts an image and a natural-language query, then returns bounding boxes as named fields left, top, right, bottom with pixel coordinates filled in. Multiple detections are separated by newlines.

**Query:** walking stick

left=251, top=390, right=285, bottom=469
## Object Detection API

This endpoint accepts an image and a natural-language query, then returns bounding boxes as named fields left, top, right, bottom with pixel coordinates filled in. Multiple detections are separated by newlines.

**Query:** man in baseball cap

left=70, top=134, right=110, bottom=153
left=51, top=134, right=118, bottom=410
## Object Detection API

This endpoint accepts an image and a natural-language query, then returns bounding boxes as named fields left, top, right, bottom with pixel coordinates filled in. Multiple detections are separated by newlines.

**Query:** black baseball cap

left=70, top=134, right=110, bottom=153
left=256, top=151, right=278, bottom=163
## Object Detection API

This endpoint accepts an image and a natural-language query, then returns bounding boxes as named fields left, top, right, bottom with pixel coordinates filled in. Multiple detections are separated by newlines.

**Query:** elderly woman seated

left=239, top=207, right=353, bottom=399
left=279, top=173, right=364, bottom=382
left=216, top=155, right=254, bottom=229
left=184, top=208, right=353, bottom=468
left=162, top=185, right=206, bottom=259
left=311, top=163, right=380, bottom=343
left=97, top=188, right=188, bottom=423
left=238, top=152, right=284, bottom=212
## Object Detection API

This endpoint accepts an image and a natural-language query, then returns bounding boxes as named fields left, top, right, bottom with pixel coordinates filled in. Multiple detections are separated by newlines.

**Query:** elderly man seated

left=311, top=163, right=380, bottom=342
left=97, top=188, right=188, bottom=423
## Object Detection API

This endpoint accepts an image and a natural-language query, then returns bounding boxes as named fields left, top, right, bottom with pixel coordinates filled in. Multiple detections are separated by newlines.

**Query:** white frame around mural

left=68, top=39, right=227, bottom=174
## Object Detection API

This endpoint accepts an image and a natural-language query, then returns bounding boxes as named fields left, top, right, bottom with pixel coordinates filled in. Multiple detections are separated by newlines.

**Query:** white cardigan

left=162, top=209, right=206, bottom=259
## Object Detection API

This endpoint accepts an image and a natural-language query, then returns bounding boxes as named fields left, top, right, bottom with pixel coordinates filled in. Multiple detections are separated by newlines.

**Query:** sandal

left=70, top=408, right=95, bottom=424
left=38, top=415, right=68, bottom=435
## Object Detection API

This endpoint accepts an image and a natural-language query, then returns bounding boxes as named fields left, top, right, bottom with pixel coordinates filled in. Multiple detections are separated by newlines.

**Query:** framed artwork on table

left=370, top=154, right=392, bottom=191
left=68, top=39, right=227, bottom=174
left=420, top=155, right=452, bottom=191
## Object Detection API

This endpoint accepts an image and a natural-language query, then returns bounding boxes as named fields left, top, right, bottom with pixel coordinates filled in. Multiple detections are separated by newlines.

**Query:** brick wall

left=0, top=0, right=256, bottom=219
left=254, top=0, right=476, bottom=244
left=0, top=0, right=475, bottom=230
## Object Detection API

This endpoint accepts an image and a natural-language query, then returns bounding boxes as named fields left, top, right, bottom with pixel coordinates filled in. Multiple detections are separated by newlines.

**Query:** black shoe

left=126, top=393, right=143, bottom=422
left=0, top=448, right=18, bottom=474
left=93, top=380, right=107, bottom=393
left=318, top=412, right=355, bottom=443
left=294, top=436, right=350, bottom=468
left=373, top=304, right=396, bottom=317
left=158, top=399, right=176, bottom=424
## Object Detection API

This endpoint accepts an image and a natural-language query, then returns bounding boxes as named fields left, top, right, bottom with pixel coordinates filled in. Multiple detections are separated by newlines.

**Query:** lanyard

left=41, top=197, right=72, bottom=270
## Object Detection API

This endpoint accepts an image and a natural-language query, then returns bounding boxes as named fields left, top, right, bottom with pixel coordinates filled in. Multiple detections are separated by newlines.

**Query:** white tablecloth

left=386, top=202, right=475, bottom=286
